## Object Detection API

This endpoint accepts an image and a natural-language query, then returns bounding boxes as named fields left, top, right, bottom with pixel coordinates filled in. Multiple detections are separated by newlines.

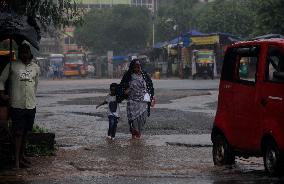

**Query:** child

left=96, top=83, right=120, bottom=140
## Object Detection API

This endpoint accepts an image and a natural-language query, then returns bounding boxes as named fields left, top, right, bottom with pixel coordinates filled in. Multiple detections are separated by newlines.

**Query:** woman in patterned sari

left=119, top=59, right=154, bottom=139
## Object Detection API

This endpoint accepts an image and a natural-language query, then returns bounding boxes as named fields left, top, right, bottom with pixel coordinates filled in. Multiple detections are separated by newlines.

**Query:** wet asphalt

left=0, top=79, right=284, bottom=184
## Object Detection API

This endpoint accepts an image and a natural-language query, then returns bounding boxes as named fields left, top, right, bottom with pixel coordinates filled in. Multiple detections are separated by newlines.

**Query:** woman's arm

left=143, top=72, right=154, bottom=100
left=144, top=72, right=154, bottom=117
left=117, top=71, right=131, bottom=102
left=120, top=71, right=130, bottom=89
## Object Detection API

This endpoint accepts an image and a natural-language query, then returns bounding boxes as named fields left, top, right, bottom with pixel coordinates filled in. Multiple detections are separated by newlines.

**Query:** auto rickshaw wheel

left=212, top=134, right=235, bottom=166
left=263, top=140, right=284, bottom=176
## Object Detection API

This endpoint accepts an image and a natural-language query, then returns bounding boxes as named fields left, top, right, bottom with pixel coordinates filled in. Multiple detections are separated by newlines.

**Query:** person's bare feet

left=132, top=135, right=141, bottom=139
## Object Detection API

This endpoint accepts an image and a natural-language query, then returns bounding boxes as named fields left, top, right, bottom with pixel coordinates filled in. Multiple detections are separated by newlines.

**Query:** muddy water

left=1, top=79, right=284, bottom=183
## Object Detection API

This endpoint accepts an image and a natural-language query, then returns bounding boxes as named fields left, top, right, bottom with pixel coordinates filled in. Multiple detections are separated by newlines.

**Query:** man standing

left=0, top=43, right=40, bottom=169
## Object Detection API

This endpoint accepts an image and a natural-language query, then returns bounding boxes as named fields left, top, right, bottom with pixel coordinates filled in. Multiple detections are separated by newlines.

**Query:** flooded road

left=1, top=79, right=283, bottom=183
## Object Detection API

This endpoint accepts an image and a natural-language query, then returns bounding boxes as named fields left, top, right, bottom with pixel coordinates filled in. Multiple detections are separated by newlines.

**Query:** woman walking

left=119, top=59, right=154, bottom=139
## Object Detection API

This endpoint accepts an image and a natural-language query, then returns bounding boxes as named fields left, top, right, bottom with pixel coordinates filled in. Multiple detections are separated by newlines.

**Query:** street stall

left=35, top=57, right=49, bottom=78
left=111, top=55, right=128, bottom=78
left=189, top=33, right=240, bottom=78
left=153, top=30, right=205, bottom=78
left=151, top=41, right=170, bottom=77
left=166, top=36, right=183, bottom=77
left=149, top=31, right=240, bottom=79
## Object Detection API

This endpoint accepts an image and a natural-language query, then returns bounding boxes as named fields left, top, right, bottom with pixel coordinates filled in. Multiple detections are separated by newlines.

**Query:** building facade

left=77, top=0, right=157, bottom=12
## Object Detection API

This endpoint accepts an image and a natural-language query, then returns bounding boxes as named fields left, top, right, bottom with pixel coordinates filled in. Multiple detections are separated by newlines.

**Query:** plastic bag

left=143, top=93, right=151, bottom=102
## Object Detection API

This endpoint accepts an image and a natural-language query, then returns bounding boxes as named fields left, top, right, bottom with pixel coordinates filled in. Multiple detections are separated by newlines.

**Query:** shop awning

left=153, top=41, right=168, bottom=49
left=112, top=56, right=128, bottom=61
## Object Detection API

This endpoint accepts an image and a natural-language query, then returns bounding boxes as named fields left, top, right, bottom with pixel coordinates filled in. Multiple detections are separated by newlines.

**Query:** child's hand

left=125, top=89, right=130, bottom=95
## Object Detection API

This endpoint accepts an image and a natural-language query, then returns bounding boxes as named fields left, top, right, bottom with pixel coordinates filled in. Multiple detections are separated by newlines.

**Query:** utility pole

left=152, top=0, right=158, bottom=47
left=152, top=14, right=155, bottom=47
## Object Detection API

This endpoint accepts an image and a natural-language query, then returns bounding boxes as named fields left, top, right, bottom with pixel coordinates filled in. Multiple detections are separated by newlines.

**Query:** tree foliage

left=155, top=0, right=199, bottom=42
left=0, top=0, right=82, bottom=31
left=195, top=0, right=256, bottom=37
left=254, top=0, right=284, bottom=35
left=74, top=5, right=151, bottom=55
left=157, top=0, right=262, bottom=40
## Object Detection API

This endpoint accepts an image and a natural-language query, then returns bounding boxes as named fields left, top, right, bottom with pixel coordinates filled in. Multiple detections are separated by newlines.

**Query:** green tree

left=155, top=6, right=177, bottom=42
left=254, top=0, right=284, bottom=35
left=0, top=0, right=82, bottom=30
left=155, top=0, right=265, bottom=41
left=195, top=0, right=257, bottom=37
left=74, top=5, right=151, bottom=55
left=155, top=0, right=200, bottom=42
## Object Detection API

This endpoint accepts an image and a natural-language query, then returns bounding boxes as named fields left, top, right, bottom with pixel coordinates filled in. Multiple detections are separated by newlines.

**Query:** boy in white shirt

left=96, top=83, right=120, bottom=140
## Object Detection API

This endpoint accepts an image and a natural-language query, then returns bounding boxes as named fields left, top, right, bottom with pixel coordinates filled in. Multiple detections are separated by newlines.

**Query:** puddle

left=58, top=97, right=103, bottom=105
left=36, top=95, right=52, bottom=98
left=146, top=134, right=212, bottom=147
left=69, top=112, right=104, bottom=118
left=40, top=88, right=108, bottom=95
left=57, top=144, right=83, bottom=150
left=166, top=142, right=212, bottom=148
left=205, top=101, right=218, bottom=109
left=153, top=90, right=214, bottom=104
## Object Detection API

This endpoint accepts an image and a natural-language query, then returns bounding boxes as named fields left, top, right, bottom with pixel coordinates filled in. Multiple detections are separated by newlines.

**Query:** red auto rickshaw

left=212, top=38, right=284, bottom=175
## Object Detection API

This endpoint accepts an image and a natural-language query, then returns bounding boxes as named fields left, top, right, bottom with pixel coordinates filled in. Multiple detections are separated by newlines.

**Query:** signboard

left=183, top=36, right=190, bottom=47
left=191, top=35, right=219, bottom=45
